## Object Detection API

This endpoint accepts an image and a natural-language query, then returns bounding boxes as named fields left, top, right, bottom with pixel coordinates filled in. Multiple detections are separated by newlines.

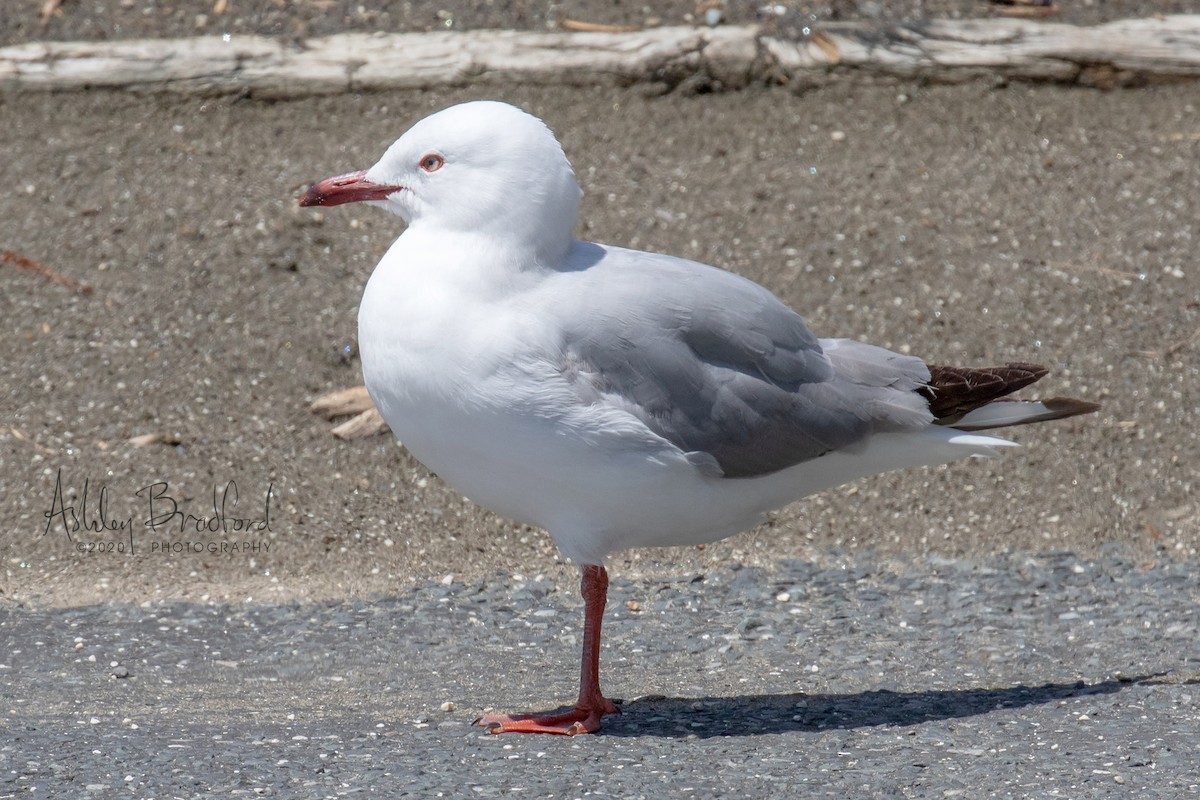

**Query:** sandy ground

left=6, top=0, right=1196, bottom=47
left=2, top=79, right=1197, bottom=609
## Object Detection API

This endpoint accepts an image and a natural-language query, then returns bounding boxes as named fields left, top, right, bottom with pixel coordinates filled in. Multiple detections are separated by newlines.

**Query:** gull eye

left=419, top=153, right=445, bottom=173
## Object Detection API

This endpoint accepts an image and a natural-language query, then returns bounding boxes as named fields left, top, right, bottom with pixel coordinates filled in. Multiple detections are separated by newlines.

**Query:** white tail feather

left=952, top=401, right=1067, bottom=431
left=944, top=431, right=1021, bottom=456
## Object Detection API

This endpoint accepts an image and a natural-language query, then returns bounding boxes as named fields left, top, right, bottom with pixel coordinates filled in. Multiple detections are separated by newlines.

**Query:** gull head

left=301, top=101, right=582, bottom=257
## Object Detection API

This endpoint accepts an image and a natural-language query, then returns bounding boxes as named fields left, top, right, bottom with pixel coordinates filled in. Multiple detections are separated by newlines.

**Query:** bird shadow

left=597, top=674, right=1161, bottom=739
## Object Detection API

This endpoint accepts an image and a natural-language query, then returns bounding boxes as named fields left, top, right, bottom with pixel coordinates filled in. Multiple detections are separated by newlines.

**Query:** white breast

left=355, top=235, right=721, bottom=562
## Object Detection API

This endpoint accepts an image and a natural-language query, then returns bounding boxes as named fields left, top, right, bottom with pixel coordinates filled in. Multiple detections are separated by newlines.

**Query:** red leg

left=476, top=564, right=619, bottom=735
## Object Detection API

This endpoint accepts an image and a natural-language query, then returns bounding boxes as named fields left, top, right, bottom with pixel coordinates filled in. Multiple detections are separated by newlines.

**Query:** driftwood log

left=1, top=15, right=1199, bottom=95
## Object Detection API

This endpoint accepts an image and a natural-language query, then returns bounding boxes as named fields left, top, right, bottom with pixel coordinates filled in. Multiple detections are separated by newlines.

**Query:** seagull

left=300, top=100, right=1099, bottom=735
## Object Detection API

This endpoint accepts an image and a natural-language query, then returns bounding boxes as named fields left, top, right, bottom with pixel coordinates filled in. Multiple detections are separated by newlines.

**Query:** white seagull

left=300, top=100, right=1098, bottom=735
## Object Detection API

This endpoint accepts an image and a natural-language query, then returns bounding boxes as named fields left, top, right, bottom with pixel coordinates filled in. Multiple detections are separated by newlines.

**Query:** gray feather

left=546, top=242, right=934, bottom=478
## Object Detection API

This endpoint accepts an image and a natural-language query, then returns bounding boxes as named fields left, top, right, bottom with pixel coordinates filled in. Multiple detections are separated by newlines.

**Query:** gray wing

left=550, top=243, right=934, bottom=478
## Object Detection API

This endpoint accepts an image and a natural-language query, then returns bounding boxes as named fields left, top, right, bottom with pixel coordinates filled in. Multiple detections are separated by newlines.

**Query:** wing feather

left=548, top=243, right=934, bottom=478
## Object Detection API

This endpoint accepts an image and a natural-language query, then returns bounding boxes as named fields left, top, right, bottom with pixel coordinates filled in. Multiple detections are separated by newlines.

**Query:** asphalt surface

left=4, top=551, right=1199, bottom=797
left=1, top=27, right=1199, bottom=799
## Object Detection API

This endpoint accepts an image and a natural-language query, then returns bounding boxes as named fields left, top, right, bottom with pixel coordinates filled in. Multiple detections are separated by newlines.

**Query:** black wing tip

left=1041, top=396, right=1103, bottom=419
left=922, top=361, right=1053, bottom=420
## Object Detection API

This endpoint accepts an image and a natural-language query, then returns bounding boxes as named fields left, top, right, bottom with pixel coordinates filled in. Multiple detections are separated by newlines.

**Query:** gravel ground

left=5, top=0, right=1196, bottom=49
left=3, top=551, right=1199, bottom=797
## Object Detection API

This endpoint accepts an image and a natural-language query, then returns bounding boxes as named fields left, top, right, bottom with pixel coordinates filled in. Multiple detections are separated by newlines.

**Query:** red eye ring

left=419, top=153, right=445, bottom=173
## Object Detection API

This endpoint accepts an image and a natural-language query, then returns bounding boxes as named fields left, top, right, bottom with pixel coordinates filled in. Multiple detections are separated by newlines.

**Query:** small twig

left=1131, top=336, right=1198, bottom=360
left=331, top=408, right=390, bottom=440
left=1046, top=259, right=1142, bottom=283
left=10, top=428, right=56, bottom=456
left=992, top=5, right=1059, bottom=17
left=39, top=0, right=65, bottom=26
left=128, top=431, right=183, bottom=448
left=309, top=385, right=374, bottom=419
left=1163, top=328, right=1200, bottom=358
left=311, top=385, right=391, bottom=439
left=3, top=250, right=93, bottom=295
left=558, top=18, right=643, bottom=33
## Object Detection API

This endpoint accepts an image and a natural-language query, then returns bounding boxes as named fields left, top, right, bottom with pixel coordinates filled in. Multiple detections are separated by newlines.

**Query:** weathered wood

left=1, top=15, right=1197, bottom=95
left=765, top=15, right=1200, bottom=86
left=0, top=26, right=752, bottom=95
